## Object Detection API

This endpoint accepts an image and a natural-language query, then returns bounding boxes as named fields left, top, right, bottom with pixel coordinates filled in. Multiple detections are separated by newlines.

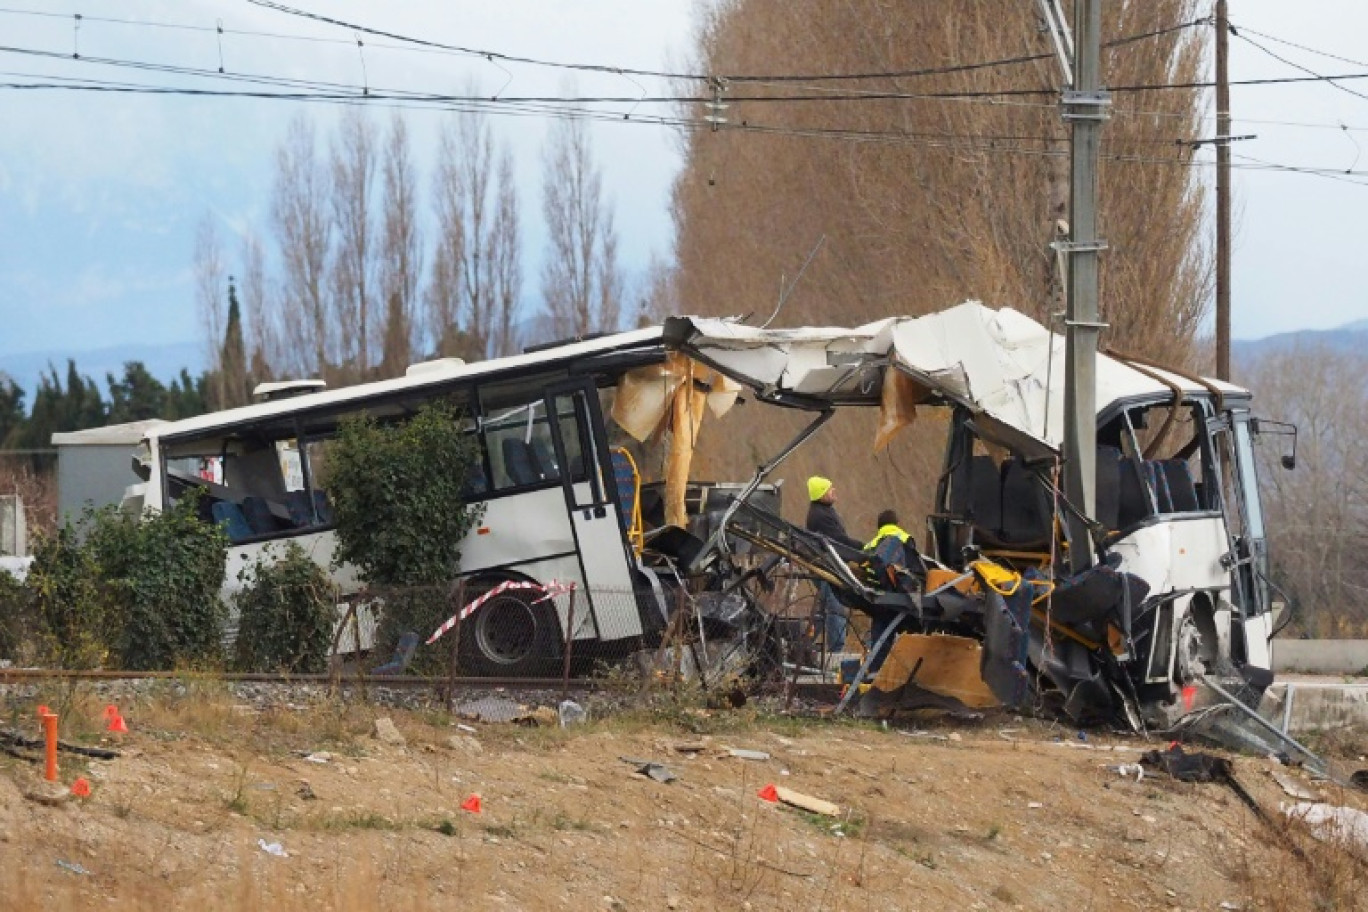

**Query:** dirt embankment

left=1, top=686, right=1364, bottom=911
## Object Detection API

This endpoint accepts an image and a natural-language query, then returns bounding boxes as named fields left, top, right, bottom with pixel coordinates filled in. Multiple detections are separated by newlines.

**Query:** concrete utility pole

left=1215, top=0, right=1232, bottom=380
left=1060, top=0, right=1109, bottom=573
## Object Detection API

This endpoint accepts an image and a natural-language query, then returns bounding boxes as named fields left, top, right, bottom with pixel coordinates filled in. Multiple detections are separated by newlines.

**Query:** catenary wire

left=1232, top=28, right=1368, bottom=104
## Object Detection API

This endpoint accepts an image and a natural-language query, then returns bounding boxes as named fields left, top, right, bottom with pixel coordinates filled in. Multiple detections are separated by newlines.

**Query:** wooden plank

left=775, top=786, right=840, bottom=817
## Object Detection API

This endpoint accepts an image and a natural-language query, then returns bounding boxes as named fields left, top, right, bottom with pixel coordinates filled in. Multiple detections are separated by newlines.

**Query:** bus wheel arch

left=1175, top=593, right=1222, bottom=686
left=456, top=572, right=563, bottom=677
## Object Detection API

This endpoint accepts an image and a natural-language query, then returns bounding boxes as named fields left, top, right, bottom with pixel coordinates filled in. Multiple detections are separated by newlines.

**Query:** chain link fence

left=316, top=566, right=872, bottom=700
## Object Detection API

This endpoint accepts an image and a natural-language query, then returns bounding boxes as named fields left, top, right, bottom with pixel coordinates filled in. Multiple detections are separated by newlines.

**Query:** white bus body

left=136, top=329, right=668, bottom=675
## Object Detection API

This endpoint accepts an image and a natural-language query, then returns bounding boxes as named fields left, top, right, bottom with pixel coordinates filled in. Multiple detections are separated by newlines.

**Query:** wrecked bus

left=132, top=301, right=1286, bottom=727
left=662, top=302, right=1288, bottom=726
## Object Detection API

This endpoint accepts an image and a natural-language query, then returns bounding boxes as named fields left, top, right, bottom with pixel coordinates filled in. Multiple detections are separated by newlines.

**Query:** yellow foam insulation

left=610, top=353, right=740, bottom=528
left=874, top=367, right=924, bottom=452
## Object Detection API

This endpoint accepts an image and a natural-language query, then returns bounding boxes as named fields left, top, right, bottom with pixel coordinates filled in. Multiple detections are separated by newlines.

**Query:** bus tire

left=457, top=579, right=561, bottom=677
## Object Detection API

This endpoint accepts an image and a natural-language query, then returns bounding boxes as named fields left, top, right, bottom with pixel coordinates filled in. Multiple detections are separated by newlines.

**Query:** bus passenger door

left=544, top=380, right=640, bottom=639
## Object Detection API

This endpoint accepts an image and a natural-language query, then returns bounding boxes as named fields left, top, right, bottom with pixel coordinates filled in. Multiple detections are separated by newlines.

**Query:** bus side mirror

left=1252, top=417, right=1297, bottom=471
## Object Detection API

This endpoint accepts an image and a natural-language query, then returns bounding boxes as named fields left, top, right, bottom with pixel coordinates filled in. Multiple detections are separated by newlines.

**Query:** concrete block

left=0, top=495, right=25, bottom=557
left=1273, top=639, right=1368, bottom=676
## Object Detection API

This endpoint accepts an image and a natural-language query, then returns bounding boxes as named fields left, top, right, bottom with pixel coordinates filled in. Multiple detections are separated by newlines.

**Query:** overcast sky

left=0, top=1, right=1364, bottom=383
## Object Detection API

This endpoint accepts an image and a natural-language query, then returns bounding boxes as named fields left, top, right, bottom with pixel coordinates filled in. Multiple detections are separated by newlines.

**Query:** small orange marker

left=460, top=794, right=482, bottom=814
left=103, top=704, right=120, bottom=721
left=70, top=778, right=91, bottom=798
left=107, top=713, right=128, bottom=734
left=41, top=711, right=58, bottom=782
left=1182, top=685, right=1196, bottom=712
left=757, top=784, right=779, bottom=803
left=37, top=704, right=50, bottom=717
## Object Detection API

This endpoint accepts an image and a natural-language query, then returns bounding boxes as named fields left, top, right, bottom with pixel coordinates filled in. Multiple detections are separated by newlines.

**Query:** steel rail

left=0, top=669, right=599, bottom=689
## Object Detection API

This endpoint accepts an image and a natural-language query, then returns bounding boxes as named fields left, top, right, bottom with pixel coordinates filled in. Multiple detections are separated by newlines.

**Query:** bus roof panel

left=149, top=327, right=664, bottom=444
left=666, top=302, right=1248, bottom=451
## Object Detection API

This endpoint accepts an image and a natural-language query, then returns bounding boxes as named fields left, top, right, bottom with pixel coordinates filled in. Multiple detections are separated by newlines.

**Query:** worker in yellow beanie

left=804, top=476, right=861, bottom=651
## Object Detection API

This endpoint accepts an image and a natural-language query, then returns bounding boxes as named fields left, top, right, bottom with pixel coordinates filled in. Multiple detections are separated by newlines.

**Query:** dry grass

left=2, top=680, right=1364, bottom=911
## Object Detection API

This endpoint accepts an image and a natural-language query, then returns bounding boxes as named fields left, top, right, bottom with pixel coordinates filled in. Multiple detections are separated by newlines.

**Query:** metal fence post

left=446, top=578, right=466, bottom=712
left=560, top=585, right=578, bottom=702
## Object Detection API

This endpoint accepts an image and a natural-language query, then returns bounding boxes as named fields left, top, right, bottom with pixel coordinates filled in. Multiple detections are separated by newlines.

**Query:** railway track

left=0, top=668, right=598, bottom=690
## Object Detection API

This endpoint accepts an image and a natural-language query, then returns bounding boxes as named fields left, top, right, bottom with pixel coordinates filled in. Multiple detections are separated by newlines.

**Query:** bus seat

left=999, top=458, right=1052, bottom=547
left=1160, top=459, right=1199, bottom=512
left=241, top=496, right=281, bottom=535
left=1117, top=458, right=1152, bottom=529
left=211, top=501, right=253, bottom=543
left=285, top=490, right=312, bottom=526
left=312, top=490, right=334, bottom=525
left=1095, top=446, right=1122, bottom=530
left=462, top=463, right=489, bottom=497
left=1147, top=461, right=1174, bottom=513
left=949, top=454, right=1002, bottom=541
left=502, top=438, right=541, bottom=486
left=610, top=447, right=645, bottom=556
left=284, top=490, right=333, bottom=527
left=530, top=437, right=559, bottom=479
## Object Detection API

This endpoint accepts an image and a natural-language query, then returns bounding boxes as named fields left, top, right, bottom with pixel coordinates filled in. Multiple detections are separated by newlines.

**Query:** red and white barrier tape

left=426, top=580, right=576, bottom=645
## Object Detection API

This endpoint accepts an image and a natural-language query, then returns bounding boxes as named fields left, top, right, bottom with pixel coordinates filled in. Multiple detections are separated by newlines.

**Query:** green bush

left=233, top=542, right=337, bottom=674
left=324, top=402, right=485, bottom=666
left=0, top=565, right=43, bottom=664
left=25, top=495, right=227, bottom=670
left=93, top=494, right=228, bottom=670
left=26, top=517, right=114, bottom=668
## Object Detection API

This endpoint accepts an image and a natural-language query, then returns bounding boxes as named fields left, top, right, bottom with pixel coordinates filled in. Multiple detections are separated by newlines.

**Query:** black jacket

left=805, top=501, right=862, bottom=551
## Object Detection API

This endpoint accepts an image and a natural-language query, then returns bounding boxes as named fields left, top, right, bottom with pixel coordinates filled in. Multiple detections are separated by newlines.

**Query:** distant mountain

left=0, top=341, right=204, bottom=398
left=1232, top=322, right=1368, bottom=364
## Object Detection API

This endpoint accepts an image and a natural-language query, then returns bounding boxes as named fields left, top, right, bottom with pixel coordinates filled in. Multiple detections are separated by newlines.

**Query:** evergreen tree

left=214, top=277, right=251, bottom=410
left=15, top=361, right=107, bottom=449
left=106, top=362, right=168, bottom=424
left=166, top=369, right=209, bottom=420
left=0, top=374, right=25, bottom=448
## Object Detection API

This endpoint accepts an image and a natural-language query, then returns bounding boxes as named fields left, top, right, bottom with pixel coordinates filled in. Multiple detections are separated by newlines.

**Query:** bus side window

left=482, top=399, right=561, bottom=491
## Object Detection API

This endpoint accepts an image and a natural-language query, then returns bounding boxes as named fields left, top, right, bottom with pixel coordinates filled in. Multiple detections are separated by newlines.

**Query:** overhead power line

left=1231, top=27, right=1368, bottom=105
left=1229, top=23, right=1368, bottom=71
left=243, top=1, right=1209, bottom=85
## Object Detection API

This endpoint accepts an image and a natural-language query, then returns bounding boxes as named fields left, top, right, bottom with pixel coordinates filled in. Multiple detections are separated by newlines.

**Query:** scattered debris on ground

left=1, top=683, right=1365, bottom=911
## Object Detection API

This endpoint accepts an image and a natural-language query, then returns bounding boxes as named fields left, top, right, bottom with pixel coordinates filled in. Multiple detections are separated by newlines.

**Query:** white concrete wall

left=0, top=494, right=25, bottom=556
left=1273, top=639, right=1368, bottom=675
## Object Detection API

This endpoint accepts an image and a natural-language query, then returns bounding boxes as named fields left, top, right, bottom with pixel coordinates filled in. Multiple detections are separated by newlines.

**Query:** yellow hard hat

left=807, top=476, right=833, bottom=502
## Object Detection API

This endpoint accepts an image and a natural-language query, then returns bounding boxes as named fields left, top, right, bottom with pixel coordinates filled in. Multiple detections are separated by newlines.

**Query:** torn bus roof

left=664, top=301, right=1246, bottom=452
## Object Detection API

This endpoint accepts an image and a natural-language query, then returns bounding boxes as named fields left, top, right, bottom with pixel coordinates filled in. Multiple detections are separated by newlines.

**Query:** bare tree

left=427, top=108, right=523, bottom=360
left=239, top=230, right=274, bottom=382
left=541, top=112, right=622, bottom=338
left=272, top=115, right=332, bottom=379
left=378, top=114, right=421, bottom=378
left=1240, top=345, right=1368, bottom=637
left=427, top=121, right=468, bottom=359
left=489, top=147, right=522, bottom=357
left=329, top=109, right=379, bottom=381
left=671, top=0, right=1211, bottom=530
left=194, top=215, right=227, bottom=408
left=639, top=253, right=680, bottom=327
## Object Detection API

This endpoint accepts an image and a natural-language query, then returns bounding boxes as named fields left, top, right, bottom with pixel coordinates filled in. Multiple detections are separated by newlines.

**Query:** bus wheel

left=458, top=583, right=560, bottom=677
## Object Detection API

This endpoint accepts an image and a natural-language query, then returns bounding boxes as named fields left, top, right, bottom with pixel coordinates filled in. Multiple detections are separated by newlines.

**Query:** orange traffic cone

left=757, top=784, right=779, bottom=803
left=108, top=713, right=128, bottom=734
left=460, top=794, right=482, bottom=814
left=71, top=777, right=92, bottom=798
